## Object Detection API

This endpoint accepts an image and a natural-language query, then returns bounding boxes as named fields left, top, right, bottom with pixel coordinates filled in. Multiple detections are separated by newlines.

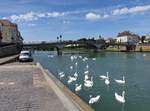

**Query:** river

left=33, top=51, right=150, bottom=111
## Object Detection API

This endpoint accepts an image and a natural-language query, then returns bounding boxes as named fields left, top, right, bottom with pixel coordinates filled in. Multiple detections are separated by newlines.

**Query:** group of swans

left=99, top=72, right=126, bottom=103
left=100, top=72, right=125, bottom=85
left=58, top=71, right=65, bottom=79
left=58, top=55, right=126, bottom=105
left=100, top=72, right=110, bottom=85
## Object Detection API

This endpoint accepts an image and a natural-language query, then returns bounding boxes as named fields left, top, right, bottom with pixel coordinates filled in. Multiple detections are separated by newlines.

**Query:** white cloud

left=27, top=23, right=36, bottom=26
left=4, top=11, right=65, bottom=22
left=112, top=5, right=150, bottom=15
left=85, top=12, right=101, bottom=21
left=47, top=12, right=65, bottom=17
left=86, top=5, right=150, bottom=21
left=63, top=20, right=70, bottom=24
left=85, top=12, right=110, bottom=21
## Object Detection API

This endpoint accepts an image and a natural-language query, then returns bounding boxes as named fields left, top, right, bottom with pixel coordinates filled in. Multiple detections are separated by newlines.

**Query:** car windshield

left=21, top=53, right=31, bottom=56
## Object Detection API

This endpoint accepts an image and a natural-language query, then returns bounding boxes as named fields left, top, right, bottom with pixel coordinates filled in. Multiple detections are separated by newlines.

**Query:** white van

left=19, top=50, right=33, bottom=62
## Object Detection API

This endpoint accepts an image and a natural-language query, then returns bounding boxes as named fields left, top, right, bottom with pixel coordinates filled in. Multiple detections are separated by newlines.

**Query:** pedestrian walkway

left=0, top=64, right=77, bottom=111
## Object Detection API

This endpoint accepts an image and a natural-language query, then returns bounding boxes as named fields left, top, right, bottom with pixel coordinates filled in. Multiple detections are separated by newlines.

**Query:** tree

left=141, top=36, right=146, bottom=43
left=57, top=36, right=59, bottom=42
left=99, top=35, right=102, bottom=39
left=60, top=35, right=62, bottom=42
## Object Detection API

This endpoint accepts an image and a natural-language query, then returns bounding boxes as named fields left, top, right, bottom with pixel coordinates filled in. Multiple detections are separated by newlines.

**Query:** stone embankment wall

left=135, top=45, right=150, bottom=52
left=0, top=45, right=20, bottom=58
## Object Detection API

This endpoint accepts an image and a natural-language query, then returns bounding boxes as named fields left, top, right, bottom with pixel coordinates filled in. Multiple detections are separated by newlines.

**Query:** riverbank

left=0, top=62, right=94, bottom=111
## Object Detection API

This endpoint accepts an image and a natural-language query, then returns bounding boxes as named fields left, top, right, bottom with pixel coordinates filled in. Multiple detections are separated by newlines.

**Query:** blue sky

left=1, top=0, right=150, bottom=42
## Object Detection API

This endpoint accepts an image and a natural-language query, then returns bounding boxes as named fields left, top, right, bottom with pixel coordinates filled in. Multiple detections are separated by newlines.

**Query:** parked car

left=19, top=50, right=33, bottom=62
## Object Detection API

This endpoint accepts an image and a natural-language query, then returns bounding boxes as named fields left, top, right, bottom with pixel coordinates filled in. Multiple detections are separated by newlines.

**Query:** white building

left=116, top=31, right=140, bottom=44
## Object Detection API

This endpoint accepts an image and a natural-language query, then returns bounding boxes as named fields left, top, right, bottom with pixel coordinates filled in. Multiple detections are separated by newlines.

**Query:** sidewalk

left=0, top=63, right=93, bottom=111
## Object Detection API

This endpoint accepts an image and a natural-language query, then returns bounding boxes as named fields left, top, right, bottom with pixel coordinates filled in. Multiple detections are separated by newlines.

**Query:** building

left=0, top=19, right=23, bottom=57
left=144, top=34, right=150, bottom=43
left=0, top=19, right=23, bottom=45
left=116, top=31, right=140, bottom=44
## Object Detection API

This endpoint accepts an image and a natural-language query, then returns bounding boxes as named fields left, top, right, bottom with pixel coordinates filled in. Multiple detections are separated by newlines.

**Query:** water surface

left=33, top=51, right=150, bottom=111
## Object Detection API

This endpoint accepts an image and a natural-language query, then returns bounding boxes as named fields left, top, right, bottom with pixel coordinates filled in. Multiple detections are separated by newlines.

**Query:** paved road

left=0, top=64, right=80, bottom=111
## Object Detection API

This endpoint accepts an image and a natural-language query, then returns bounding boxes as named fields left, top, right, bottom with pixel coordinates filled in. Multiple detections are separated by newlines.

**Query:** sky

left=1, top=0, right=150, bottom=42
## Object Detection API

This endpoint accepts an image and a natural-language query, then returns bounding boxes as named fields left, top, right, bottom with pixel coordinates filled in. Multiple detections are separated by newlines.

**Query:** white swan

left=115, top=76, right=125, bottom=84
left=99, top=72, right=109, bottom=80
left=60, top=74, right=65, bottom=78
left=74, top=62, right=78, bottom=77
left=58, top=72, right=65, bottom=78
left=89, top=95, right=100, bottom=104
left=84, top=75, right=89, bottom=81
left=70, top=56, right=74, bottom=61
left=86, top=65, right=89, bottom=69
left=48, top=55, right=54, bottom=58
left=84, top=70, right=89, bottom=74
left=105, top=78, right=110, bottom=85
left=115, top=91, right=125, bottom=103
left=67, top=76, right=77, bottom=84
left=82, top=57, right=88, bottom=62
left=75, top=62, right=78, bottom=66
left=75, top=84, right=82, bottom=92
left=92, top=58, right=96, bottom=61
left=79, top=56, right=82, bottom=59
left=84, top=77, right=93, bottom=88
left=70, top=66, right=73, bottom=70
left=74, top=72, right=78, bottom=77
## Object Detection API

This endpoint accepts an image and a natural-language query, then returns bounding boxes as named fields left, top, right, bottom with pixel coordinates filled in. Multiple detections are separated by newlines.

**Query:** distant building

left=0, top=19, right=23, bottom=44
left=144, top=34, right=150, bottom=43
left=116, top=31, right=140, bottom=44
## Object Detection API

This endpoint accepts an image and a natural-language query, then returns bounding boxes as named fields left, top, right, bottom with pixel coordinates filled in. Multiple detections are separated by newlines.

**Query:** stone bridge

left=23, top=41, right=107, bottom=55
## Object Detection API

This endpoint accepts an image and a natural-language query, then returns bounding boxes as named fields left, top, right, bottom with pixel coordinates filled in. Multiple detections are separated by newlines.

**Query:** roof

left=0, top=19, right=17, bottom=27
left=20, top=51, right=30, bottom=54
left=117, top=31, right=140, bottom=38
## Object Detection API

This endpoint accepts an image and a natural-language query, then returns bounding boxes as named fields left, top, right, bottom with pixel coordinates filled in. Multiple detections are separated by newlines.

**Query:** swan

left=82, top=57, right=88, bottom=62
left=115, top=76, right=125, bottom=84
left=86, top=65, right=89, bottom=69
left=67, top=76, right=77, bottom=84
left=70, top=66, right=73, bottom=70
left=99, top=72, right=109, bottom=80
left=84, top=77, right=93, bottom=88
left=59, top=73, right=65, bottom=78
left=79, top=56, right=82, bottom=59
left=48, top=55, right=54, bottom=58
left=105, top=78, right=110, bottom=85
left=75, top=84, right=82, bottom=92
left=92, top=58, right=96, bottom=61
left=75, top=62, right=78, bottom=66
left=84, top=75, right=89, bottom=81
left=143, top=54, right=146, bottom=57
left=115, top=91, right=125, bottom=103
left=70, top=56, right=74, bottom=61
left=74, top=72, right=78, bottom=77
left=58, top=72, right=65, bottom=78
left=74, top=62, right=78, bottom=77
left=74, top=56, right=77, bottom=59
left=89, top=95, right=100, bottom=104
left=84, top=70, right=89, bottom=74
